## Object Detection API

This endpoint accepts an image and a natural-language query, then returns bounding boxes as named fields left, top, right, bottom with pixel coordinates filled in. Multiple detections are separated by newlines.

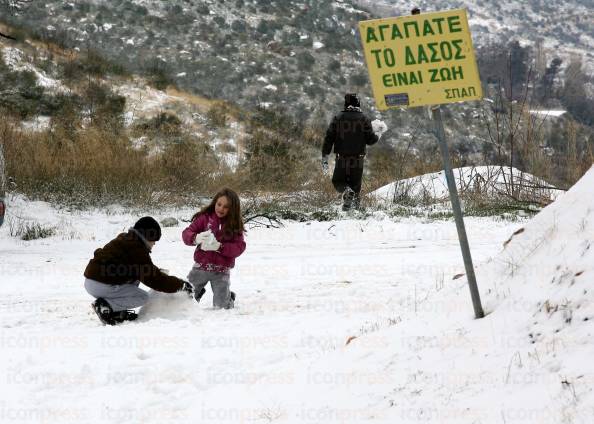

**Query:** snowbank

left=371, top=166, right=563, bottom=206
left=467, top=164, right=594, bottom=421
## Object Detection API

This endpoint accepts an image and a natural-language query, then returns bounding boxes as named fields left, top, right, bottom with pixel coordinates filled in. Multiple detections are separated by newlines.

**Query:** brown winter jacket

left=84, top=229, right=183, bottom=293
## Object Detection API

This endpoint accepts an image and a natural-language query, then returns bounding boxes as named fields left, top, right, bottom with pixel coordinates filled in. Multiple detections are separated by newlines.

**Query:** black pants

left=332, top=155, right=364, bottom=195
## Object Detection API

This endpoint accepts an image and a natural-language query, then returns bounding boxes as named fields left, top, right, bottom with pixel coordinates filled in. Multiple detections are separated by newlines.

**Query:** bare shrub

left=206, top=102, right=230, bottom=129
left=157, top=136, right=219, bottom=195
left=132, top=112, right=183, bottom=139
left=2, top=123, right=157, bottom=205
left=9, top=217, right=55, bottom=240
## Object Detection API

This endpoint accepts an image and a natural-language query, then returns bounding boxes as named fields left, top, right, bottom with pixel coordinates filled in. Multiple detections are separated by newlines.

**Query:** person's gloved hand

left=193, top=231, right=211, bottom=246
left=322, top=155, right=329, bottom=173
left=180, top=281, right=194, bottom=297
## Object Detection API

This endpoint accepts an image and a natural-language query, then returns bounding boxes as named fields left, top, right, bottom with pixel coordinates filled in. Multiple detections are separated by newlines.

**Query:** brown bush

left=157, top=137, right=219, bottom=194
left=2, top=121, right=154, bottom=205
left=0, top=117, right=221, bottom=207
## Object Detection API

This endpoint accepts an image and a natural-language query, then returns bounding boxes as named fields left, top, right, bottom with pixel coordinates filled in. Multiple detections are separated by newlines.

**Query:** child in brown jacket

left=84, top=216, right=192, bottom=325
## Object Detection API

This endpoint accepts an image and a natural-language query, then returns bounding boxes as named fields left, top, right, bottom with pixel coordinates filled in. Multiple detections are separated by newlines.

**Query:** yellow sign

left=359, top=9, right=483, bottom=109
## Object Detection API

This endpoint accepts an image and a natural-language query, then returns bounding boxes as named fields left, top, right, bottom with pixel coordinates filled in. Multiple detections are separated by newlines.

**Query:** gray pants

left=84, top=278, right=149, bottom=312
left=187, top=268, right=233, bottom=309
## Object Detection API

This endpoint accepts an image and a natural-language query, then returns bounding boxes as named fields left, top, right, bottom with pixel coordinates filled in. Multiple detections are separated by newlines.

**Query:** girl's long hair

left=191, top=188, right=244, bottom=239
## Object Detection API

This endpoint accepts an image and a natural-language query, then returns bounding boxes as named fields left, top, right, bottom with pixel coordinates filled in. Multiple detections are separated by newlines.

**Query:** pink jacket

left=182, top=212, right=246, bottom=273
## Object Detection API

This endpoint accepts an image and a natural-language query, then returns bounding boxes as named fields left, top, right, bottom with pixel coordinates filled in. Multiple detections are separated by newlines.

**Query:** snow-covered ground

left=1, top=165, right=593, bottom=423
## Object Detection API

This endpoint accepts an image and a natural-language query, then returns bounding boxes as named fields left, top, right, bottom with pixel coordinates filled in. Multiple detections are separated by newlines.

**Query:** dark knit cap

left=133, top=216, right=162, bottom=242
left=344, top=93, right=360, bottom=108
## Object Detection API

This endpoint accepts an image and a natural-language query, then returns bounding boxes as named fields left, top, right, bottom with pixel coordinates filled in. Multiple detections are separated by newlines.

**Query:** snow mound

left=482, top=163, right=594, bottom=344
left=371, top=165, right=563, bottom=205
left=473, top=164, right=594, bottom=419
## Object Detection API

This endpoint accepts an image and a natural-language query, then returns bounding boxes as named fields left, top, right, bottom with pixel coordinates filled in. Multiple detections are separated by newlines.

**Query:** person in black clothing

left=322, top=93, right=379, bottom=210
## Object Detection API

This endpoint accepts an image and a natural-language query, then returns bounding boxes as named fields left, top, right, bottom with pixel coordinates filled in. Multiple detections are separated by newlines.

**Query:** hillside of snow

left=0, top=39, right=248, bottom=169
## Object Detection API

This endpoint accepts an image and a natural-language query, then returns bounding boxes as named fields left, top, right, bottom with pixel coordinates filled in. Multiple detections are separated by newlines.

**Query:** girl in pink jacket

left=182, top=188, right=246, bottom=309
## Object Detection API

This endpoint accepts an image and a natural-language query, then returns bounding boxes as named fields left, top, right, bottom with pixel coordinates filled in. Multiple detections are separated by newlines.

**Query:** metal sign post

left=358, top=7, right=486, bottom=318
left=431, top=105, right=484, bottom=319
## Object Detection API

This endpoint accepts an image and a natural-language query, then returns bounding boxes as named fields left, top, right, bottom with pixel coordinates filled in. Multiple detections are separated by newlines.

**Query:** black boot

left=112, top=310, right=138, bottom=323
left=92, top=298, right=116, bottom=326
left=225, top=291, right=236, bottom=310
left=194, top=287, right=206, bottom=303
left=342, top=188, right=355, bottom=211
left=352, top=193, right=362, bottom=210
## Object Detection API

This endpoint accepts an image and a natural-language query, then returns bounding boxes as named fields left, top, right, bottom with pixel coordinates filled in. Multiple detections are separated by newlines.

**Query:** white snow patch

left=1, top=47, right=64, bottom=91
left=117, top=83, right=178, bottom=118
left=130, top=136, right=148, bottom=150
left=221, top=152, right=239, bottom=170
left=529, top=109, right=567, bottom=118
left=21, top=116, right=51, bottom=132
left=123, top=111, right=135, bottom=127
left=2, top=46, right=24, bottom=68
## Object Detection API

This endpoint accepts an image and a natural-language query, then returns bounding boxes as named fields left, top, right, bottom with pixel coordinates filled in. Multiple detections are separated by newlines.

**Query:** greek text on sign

left=359, top=9, right=483, bottom=109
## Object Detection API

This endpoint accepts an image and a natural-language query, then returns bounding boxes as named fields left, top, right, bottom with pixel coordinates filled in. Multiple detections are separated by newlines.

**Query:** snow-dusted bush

left=9, top=219, right=55, bottom=240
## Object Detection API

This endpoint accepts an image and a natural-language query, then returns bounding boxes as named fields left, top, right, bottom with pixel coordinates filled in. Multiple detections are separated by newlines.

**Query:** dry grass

left=0, top=117, right=222, bottom=207
left=165, top=87, right=218, bottom=109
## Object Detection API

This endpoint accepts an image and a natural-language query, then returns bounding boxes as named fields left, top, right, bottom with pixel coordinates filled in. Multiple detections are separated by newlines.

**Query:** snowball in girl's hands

left=193, top=230, right=211, bottom=246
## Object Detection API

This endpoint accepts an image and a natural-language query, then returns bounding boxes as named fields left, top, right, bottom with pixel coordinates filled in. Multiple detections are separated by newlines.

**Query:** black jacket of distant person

left=322, top=95, right=378, bottom=158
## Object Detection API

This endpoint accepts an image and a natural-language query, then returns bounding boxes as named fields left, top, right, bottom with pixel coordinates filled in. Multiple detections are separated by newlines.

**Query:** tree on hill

left=537, top=57, right=562, bottom=104
left=560, top=58, right=594, bottom=127
left=477, top=40, right=532, bottom=101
